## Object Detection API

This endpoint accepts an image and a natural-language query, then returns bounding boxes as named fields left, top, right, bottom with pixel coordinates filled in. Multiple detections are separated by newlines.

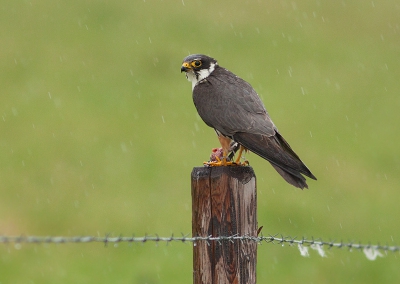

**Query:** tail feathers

left=273, top=132, right=317, bottom=180
left=233, top=131, right=316, bottom=189
left=271, top=164, right=308, bottom=189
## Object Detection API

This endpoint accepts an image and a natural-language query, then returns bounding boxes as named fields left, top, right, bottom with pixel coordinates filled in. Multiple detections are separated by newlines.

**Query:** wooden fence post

left=191, top=166, right=257, bottom=284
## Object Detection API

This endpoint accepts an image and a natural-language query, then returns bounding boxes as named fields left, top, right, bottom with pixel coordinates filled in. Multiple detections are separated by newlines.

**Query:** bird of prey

left=181, top=54, right=316, bottom=189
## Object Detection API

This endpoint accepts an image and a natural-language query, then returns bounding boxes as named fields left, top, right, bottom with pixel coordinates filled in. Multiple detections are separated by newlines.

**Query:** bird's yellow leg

left=234, top=145, right=249, bottom=166
left=234, top=145, right=244, bottom=163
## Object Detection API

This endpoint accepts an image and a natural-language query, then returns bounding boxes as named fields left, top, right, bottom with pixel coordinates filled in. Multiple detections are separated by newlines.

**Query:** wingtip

left=307, top=172, right=317, bottom=181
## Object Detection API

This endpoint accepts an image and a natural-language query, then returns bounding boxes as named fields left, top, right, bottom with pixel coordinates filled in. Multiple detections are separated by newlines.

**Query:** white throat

left=186, top=62, right=216, bottom=91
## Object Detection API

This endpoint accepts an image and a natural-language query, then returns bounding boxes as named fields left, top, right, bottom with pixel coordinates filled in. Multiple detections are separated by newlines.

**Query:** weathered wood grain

left=191, top=166, right=257, bottom=284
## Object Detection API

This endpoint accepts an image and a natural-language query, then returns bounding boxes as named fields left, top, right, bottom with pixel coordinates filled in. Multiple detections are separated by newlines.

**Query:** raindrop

left=121, top=143, right=128, bottom=152
left=54, top=98, right=62, bottom=108
left=11, top=107, right=18, bottom=116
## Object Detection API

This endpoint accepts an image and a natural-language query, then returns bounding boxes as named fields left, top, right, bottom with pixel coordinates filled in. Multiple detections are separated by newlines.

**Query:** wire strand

left=0, top=234, right=398, bottom=254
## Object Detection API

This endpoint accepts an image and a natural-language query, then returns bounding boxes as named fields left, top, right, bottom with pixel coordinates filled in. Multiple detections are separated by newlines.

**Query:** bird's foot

left=203, top=159, right=248, bottom=167
left=203, top=156, right=236, bottom=167
left=205, top=148, right=248, bottom=167
left=235, top=160, right=250, bottom=166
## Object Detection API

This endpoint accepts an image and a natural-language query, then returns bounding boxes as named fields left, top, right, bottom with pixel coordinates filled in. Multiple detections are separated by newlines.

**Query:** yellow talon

left=204, top=157, right=240, bottom=167
left=205, top=145, right=249, bottom=167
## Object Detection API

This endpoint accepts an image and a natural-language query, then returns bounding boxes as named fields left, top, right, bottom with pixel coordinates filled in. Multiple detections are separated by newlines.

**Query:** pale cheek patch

left=185, top=72, right=197, bottom=91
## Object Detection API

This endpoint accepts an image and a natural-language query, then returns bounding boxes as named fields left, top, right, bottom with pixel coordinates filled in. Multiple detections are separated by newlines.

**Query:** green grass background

left=1, top=0, right=399, bottom=283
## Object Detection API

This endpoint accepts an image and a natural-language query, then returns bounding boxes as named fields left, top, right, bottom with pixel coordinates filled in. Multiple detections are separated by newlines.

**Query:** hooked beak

left=181, top=62, right=191, bottom=72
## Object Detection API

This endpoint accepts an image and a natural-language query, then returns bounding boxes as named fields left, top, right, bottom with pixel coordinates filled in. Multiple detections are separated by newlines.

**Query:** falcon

left=181, top=54, right=317, bottom=189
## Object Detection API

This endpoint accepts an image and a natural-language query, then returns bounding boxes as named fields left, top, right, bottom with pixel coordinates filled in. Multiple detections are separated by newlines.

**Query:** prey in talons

left=205, top=141, right=249, bottom=167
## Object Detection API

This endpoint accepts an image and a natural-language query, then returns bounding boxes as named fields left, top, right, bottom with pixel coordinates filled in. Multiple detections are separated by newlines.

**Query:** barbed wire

left=0, top=233, right=398, bottom=260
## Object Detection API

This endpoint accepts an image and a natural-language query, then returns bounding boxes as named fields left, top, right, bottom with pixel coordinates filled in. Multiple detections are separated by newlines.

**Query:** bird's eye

left=191, top=60, right=202, bottom=68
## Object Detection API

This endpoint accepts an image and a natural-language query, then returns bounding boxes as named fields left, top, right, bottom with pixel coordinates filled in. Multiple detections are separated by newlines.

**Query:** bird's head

left=181, top=54, right=218, bottom=89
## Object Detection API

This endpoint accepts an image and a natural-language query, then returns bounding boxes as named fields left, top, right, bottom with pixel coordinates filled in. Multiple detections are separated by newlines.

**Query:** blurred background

left=0, top=0, right=399, bottom=283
